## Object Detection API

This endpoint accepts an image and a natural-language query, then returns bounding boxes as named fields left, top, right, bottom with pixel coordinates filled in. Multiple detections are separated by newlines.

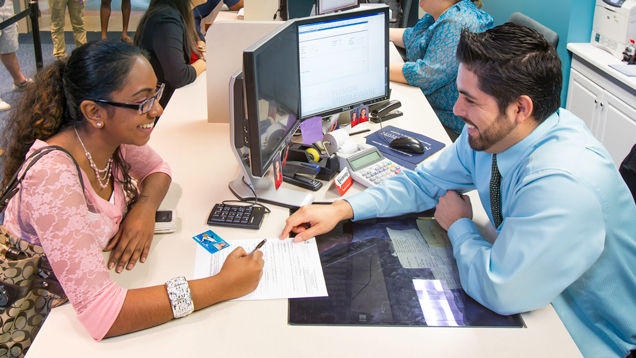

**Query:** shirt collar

left=495, top=110, right=560, bottom=178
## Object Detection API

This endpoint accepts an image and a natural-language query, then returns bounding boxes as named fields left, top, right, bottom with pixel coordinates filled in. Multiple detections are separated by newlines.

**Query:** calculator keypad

left=358, top=160, right=403, bottom=185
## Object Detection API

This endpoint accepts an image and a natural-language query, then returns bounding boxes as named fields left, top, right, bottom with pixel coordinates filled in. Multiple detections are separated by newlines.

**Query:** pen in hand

left=247, top=239, right=267, bottom=256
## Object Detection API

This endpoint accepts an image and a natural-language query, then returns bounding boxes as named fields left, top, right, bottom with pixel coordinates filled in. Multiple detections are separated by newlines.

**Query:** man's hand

left=280, top=200, right=354, bottom=242
left=435, top=190, right=472, bottom=230
left=104, top=203, right=156, bottom=273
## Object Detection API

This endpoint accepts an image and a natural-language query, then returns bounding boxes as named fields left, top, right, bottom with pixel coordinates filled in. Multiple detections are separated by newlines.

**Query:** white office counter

left=27, top=68, right=582, bottom=357
left=567, top=42, right=636, bottom=92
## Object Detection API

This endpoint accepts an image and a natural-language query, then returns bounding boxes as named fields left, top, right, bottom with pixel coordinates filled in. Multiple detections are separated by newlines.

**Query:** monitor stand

left=228, top=72, right=314, bottom=209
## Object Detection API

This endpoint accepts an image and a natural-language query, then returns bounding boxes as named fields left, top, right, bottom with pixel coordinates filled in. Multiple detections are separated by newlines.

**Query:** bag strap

left=0, top=146, right=85, bottom=213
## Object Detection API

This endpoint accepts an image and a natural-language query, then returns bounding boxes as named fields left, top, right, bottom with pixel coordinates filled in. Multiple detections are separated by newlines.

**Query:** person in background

left=389, top=0, right=492, bottom=134
left=134, top=0, right=207, bottom=109
left=1, top=40, right=263, bottom=344
left=282, top=24, right=636, bottom=358
left=100, top=0, right=133, bottom=43
left=193, top=0, right=243, bottom=34
left=48, top=0, right=86, bottom=59
left=0, top=0, right=33, bottom=111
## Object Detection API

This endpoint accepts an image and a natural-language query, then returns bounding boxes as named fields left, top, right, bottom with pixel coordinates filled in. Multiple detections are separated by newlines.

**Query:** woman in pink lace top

left=1, top=41, right=263, bottom=342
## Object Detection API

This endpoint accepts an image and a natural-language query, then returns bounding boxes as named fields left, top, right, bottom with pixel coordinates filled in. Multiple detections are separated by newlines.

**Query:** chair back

left=507, top=12, right=559, bottom=48
left=620, top=144, right=636, bottom=204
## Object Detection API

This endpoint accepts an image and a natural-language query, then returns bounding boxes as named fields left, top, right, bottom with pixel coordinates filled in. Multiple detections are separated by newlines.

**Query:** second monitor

left=229, top=6, right=389, bottom=208
left=297, top=9, right=389, bottom=119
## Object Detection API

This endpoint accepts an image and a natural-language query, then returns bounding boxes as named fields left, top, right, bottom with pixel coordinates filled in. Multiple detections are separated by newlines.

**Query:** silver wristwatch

left=165, top=276, right=194, bottom=319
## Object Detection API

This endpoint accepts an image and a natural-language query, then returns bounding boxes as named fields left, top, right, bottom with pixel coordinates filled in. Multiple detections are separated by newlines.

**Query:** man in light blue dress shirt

left=281, top=23, right=636, bottom=358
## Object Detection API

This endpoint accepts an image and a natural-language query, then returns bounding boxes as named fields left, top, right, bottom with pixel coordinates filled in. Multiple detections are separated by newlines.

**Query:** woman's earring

left=97, top=122, right=103, bottom=128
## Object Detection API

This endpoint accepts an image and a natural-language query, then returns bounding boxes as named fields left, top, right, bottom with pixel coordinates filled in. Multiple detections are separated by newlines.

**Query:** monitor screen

left=317, top=0, right=359, bottom=15
left=243, top=21, right=301, bottom=178
left=297, top=9, right=389, bottom=119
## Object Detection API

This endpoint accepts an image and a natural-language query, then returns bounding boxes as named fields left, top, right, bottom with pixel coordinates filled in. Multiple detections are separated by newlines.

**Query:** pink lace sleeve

left=121, top=144, right=172, bottom=183
left=17, top=152, right=126, bottom=340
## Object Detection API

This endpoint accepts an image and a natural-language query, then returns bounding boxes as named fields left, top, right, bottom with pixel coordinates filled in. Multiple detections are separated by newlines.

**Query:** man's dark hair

left=456, top=22, right=562, bottom=123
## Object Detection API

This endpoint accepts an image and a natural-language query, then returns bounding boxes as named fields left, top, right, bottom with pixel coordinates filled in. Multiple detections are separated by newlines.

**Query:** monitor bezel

left=243, top=20, right=301, bottom=178
left=296, top=7, right=390, bottom=120
left=316, top=0, right=360, bottom=15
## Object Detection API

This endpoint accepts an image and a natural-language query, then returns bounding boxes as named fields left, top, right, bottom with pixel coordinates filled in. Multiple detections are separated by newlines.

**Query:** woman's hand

left=104, top=202, right=156, bottom=273
left=197, top=41, right=206, bottom=61
left=215, top=247, right=264, bottom=300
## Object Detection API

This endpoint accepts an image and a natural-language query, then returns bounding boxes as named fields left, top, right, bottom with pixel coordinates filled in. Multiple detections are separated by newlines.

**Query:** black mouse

left=389, top=136, right=425, bottom=154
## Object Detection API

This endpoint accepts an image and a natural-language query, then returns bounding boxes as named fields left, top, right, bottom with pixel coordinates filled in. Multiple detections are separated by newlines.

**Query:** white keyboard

left=350, top=158, right=404, bottom=187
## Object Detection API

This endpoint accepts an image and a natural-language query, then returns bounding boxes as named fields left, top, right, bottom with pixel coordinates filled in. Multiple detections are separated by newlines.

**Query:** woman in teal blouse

left=389, top=0, right=493, bottom=133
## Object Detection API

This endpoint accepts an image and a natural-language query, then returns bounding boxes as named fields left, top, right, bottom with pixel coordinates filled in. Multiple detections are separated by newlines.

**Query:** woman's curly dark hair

left=0, top=40, right=150, bottom=212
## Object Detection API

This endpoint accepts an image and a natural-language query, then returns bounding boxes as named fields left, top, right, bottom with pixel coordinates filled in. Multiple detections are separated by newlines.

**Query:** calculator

left=350, top=158, right=404, bottom=187
left=207, top=203, right=265, bottom=230
left=341, top=146, right=404, bottom=187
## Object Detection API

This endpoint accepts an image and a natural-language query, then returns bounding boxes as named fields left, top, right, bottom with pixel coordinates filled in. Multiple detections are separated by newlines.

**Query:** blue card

left=193, top=230, right=230, bottom=254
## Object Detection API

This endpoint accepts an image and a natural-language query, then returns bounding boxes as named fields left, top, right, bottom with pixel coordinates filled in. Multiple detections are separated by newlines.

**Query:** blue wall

left=480, top=0, right=596, bottom=107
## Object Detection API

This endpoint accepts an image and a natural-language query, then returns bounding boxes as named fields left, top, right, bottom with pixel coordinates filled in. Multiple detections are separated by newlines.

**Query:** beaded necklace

left=74, top=127, right=113, bottom=189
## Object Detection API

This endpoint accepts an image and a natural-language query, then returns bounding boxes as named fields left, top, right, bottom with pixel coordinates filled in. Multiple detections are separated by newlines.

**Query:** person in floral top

left=389, top=0, right=493, bottom=134
left=0, top=40, right=263, bottom=342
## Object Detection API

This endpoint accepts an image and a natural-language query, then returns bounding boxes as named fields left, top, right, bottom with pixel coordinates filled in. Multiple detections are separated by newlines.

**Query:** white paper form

left=193, top=238, right=328, bottom=300
left=387, top=224, right=461, bottom=290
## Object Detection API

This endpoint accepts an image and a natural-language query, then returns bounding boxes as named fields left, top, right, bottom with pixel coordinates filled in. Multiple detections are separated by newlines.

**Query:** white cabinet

left=566, top=69, right=603, bottom=136
left=566, top=46, right=636, bottom=167
left=598, top=91, right=636, bottom=165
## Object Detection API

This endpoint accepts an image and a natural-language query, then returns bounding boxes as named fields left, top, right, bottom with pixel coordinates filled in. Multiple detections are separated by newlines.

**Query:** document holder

left=288, top=214, right=525, bottom=328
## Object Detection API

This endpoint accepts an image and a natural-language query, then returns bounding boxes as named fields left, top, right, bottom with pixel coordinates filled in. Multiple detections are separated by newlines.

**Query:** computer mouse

left=389, top=136, right=425, bottom=154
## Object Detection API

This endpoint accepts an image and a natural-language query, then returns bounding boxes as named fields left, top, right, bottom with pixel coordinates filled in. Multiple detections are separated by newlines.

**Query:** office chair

left=507, top=12, right=559, bottom=48
left=620, top=144, right=636, bottom=204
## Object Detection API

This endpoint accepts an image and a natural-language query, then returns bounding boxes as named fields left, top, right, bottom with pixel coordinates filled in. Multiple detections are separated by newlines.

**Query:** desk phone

left=341, top=146, right=404, bottom=187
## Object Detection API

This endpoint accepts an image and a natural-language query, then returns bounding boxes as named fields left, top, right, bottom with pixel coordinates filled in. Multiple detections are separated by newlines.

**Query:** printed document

left=387, top=222, right=461, bottom=290
left=194, top=238, right=328, bottom=300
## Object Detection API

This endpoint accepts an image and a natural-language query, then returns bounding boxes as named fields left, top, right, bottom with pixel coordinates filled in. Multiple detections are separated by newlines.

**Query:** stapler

left=370, top=100, right=403, bottom=123
left=282, top=161, right=323, bottom=191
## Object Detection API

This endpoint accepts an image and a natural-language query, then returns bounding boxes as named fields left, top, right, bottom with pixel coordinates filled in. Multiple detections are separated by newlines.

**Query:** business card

left=193, top=230, right=230, bottom=254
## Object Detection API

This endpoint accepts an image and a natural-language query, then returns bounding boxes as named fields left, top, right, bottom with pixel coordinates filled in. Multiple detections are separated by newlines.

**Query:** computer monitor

left=229, top=21, right=314, bottom=208
left=279, top=0, right=316, bottom=20
left=316, top=0, right=359, bottom=15
left=228, top=7, right=388, bottom=208
left=243, top=21, right=300, bottom=178
left=297, top=7, right=389, bottom=119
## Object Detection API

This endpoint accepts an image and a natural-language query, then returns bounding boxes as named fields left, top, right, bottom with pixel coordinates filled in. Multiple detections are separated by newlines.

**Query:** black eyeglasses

left=91, top=83, right=164, bottom=114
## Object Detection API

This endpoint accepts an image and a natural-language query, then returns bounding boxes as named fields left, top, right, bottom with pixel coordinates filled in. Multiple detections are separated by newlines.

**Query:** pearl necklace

left=74, top=127, right=113, bottom=189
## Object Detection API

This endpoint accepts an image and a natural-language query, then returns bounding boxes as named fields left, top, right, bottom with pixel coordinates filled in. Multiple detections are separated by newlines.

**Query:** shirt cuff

left=447, top=217, right=481, bottom=248
left=344, top=192, right=377, bottom=222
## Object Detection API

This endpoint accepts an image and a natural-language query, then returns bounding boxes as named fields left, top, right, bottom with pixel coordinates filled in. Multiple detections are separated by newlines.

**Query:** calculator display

left=349, top=151, right=382, bottom=171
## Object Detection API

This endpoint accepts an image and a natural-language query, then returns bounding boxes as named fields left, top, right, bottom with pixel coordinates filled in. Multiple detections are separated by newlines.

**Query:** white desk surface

left=28, top=53, right=581, bottom=357
left=568, top=42, right=636, bottom=91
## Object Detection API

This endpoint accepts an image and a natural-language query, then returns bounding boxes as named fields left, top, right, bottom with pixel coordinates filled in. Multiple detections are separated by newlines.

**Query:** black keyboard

left=206, top=203, right=265, bottom=230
